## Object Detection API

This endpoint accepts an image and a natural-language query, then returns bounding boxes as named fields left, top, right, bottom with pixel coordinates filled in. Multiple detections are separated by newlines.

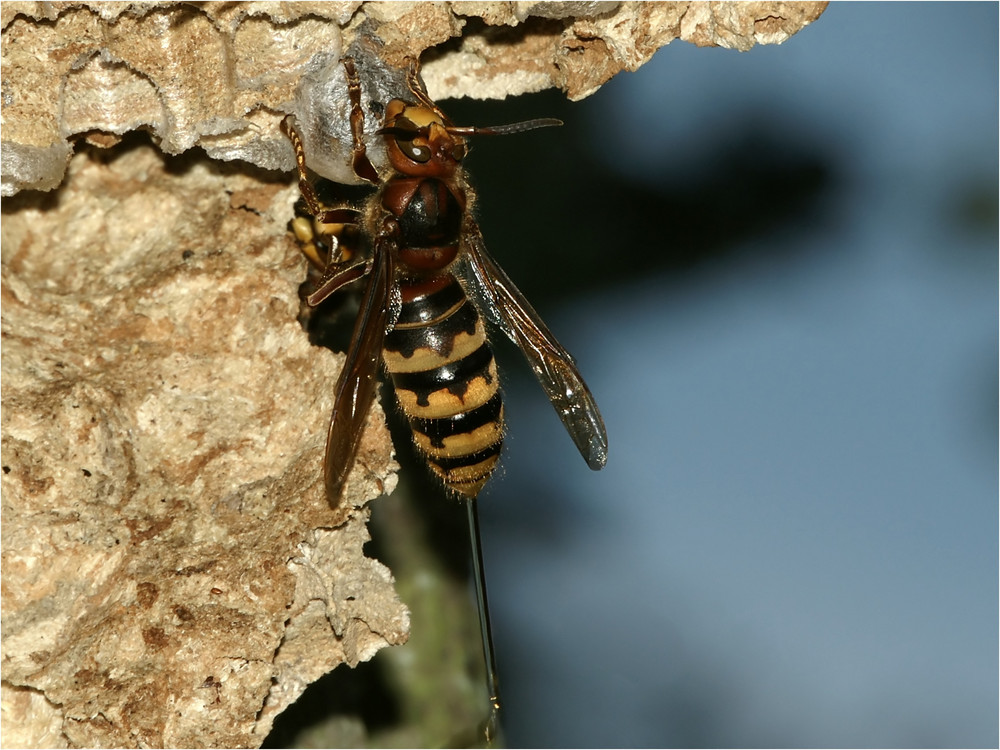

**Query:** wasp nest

left=0, top=1, right=827, bottom=194
left=1, top=2, right=826, bottom=748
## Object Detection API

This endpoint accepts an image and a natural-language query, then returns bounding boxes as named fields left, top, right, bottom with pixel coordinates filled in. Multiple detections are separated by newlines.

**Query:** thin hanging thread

left=466, top=497, right=501, bottom=743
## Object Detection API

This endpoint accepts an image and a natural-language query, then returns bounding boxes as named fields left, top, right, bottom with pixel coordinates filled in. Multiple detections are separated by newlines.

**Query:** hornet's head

left=378, top=98, right=563, bottom=178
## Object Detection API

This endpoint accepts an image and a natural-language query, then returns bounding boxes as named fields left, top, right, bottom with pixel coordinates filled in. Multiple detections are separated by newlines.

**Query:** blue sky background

left=470, top=4, right=998, bottom=747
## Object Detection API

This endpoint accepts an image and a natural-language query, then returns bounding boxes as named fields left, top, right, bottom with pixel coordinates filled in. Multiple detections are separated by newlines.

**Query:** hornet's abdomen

left=383, top=274, right=504, bottom=497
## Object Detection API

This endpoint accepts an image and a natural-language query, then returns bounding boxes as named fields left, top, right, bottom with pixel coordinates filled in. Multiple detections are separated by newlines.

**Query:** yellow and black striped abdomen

left=383, top=275, right=504, bottom=497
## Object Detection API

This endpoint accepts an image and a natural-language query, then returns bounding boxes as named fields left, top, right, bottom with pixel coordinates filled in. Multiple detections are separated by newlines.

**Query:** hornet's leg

left=342, top=57, right=379, bottom=184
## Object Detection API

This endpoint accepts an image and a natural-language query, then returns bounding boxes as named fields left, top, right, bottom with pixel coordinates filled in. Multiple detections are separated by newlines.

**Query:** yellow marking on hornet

left=291, top=216, right=315, bottom=243
left=413, top=419, right=504, bottom=458
left=431, top=454, right=502, bottom=498
left=394, top=366, right=499, bottom=419
left=383, top=323, right=486, bottom=373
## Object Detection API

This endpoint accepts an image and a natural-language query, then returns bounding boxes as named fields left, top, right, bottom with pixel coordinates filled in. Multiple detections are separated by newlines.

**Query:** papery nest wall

left=1, top=1, right=827, bottom=194
left=1, top=2, right=826, bottom=747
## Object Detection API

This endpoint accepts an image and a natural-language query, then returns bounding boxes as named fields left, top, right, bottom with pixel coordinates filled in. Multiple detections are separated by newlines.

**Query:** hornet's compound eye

left=382, top=116, right=432, bottom=163
left=398, top=138, right=431, bottom=163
